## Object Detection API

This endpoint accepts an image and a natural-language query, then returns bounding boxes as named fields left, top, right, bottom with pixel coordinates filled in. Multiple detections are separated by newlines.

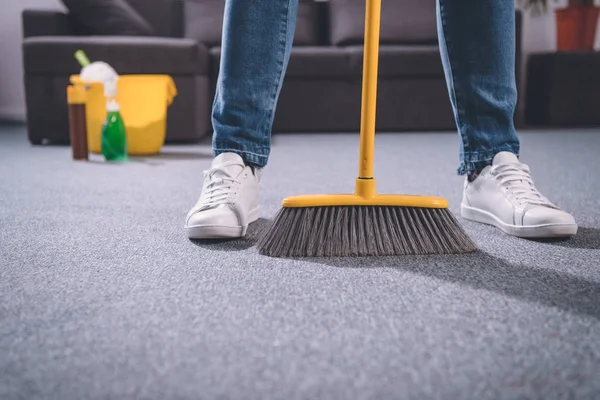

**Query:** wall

left=0, top=0, right=64, bottom=121
left=0, top=0, right=598, bottom=122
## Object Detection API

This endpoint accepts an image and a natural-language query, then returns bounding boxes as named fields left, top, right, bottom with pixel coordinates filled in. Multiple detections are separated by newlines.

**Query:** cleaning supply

left=75, top=50, right=119, bottom=98
left=74, top=50, right=128, bottom=161
left=256, top=0, right=477, bottom=257
left=101, top=98, right=128, bottom=161
left=66, top=85, right=89, bottom=161
left=68, top=75, right=177, bottom=156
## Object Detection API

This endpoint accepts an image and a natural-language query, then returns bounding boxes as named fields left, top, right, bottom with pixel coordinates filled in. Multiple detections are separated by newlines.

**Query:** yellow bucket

left=69, top=75, right=177, bottom=155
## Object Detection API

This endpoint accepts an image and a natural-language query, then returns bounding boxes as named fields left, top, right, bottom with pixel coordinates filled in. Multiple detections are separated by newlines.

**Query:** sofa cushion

left=61, top=0, right=154, bottom=36
left=23, top=36, right=208, bottom=75
left=22, top=10, right=76, bottom=38
left=209, top=46, right=355, bottom=78
left=346, top=45, right=443, bottom=77
left=184, top=0, right=321, bottom=47
left=209, top=45, right=442, bottom=78
left=328, top=0, right=437, bottom=46
left=125, top=0, right=185, bottom=38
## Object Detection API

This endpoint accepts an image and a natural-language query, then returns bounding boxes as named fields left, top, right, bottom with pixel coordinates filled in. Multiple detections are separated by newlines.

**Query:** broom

left=256, top=0, right=477, bottom=258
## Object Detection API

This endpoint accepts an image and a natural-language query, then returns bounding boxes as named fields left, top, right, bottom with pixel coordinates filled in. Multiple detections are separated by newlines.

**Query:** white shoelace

left=492, top=163, right=557, bottom=208
left=201, top=161, right=243, bottom=208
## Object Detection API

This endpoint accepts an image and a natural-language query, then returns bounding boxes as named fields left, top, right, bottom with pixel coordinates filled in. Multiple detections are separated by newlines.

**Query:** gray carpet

left=1, top=124, right=600, bottom=400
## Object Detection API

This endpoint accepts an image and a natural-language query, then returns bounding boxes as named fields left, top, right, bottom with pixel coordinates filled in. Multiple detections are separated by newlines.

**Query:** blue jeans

left=212, top=0, right=520, bottom=175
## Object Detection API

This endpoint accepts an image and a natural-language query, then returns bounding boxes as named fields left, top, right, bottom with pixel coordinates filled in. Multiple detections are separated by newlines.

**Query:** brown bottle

left=67, top=85, right=89, bottom=161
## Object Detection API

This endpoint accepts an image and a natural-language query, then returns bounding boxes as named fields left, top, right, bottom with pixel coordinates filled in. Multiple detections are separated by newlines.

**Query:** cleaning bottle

left=66, top=85, right=89, bottom=161
left=101, top=98, right=128, bottom=162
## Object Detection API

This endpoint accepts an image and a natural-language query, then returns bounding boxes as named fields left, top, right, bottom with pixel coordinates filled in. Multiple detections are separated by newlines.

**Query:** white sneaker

left=185, top=152, right=261, bottom=239
left=461, top=151, right=577, bottom=238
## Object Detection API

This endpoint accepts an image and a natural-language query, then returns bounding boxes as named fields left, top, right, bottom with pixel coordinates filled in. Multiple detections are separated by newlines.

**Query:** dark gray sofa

left=22, top=0, right=522, bottom=145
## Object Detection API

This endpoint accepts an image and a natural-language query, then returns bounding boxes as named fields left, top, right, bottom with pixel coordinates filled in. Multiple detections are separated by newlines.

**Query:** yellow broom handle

left=358, top=0, right=381, bottom=179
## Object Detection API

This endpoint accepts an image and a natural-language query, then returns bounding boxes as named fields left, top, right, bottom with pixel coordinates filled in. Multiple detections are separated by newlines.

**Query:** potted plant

left=519, top=0, right=600, bottom=51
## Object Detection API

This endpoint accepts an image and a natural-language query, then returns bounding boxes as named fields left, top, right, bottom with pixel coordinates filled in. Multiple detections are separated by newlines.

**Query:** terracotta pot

left=555, top=6, right=600, bottom=51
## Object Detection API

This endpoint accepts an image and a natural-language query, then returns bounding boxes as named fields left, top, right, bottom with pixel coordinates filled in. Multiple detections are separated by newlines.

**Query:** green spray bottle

left=101, top=99, right=128, bottom=161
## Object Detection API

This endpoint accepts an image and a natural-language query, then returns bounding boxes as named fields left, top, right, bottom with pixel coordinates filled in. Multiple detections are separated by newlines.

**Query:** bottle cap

left=106, top=99, right=120, bottom=112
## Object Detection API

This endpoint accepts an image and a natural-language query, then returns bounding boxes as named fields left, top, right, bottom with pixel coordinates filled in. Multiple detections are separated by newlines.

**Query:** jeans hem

left=457, top=145, right=520, bottom=175
left=213, top=145, right=269, bottom=168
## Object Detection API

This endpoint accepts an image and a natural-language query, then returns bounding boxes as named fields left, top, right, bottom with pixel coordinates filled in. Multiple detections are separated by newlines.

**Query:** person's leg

left=436, top=0, right=520, bottom=176
left=212, top=0, right=299, bottom=168
left=436, top=0, right=577, bottom=238
left=185, top=0, right=299, bottom=239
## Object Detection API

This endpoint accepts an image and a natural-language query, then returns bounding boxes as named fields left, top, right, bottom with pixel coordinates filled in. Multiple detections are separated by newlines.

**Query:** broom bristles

left=256, top=206, right=478, bottom=258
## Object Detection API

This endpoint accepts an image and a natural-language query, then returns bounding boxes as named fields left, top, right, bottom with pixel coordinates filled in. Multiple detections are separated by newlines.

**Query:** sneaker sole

left=186, top=207, right=260, bottom=239
left=461, top=204, right=577, bottom=239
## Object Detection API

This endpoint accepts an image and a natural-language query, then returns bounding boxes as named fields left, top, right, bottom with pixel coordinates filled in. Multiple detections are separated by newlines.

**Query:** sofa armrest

left=22, top=9, right=74, bottom=38
left=23, top=36, right=209, bottom=76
